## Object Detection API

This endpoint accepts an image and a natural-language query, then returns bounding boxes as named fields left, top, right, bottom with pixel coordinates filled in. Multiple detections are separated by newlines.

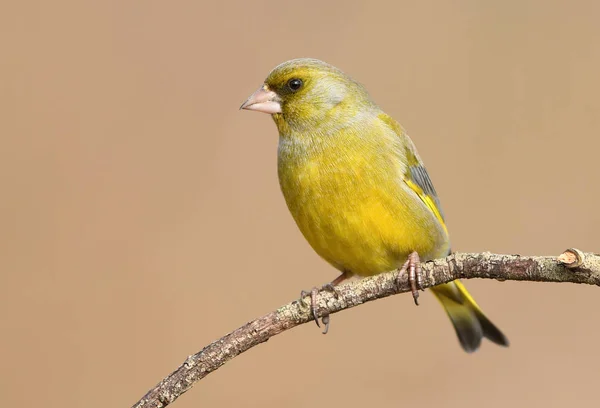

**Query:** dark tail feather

left=475, top=308, right=509, bottom=347
left=431, top=281, right=509, bottom=353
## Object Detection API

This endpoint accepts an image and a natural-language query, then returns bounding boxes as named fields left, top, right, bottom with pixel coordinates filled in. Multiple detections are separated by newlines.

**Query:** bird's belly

left=279, top=161, right=449, bottom=276
left=296, top=197, right=405, bottom=275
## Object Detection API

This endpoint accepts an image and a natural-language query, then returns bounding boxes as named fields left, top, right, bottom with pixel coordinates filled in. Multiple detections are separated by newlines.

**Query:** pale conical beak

left=240, top=85, right=282, bottom=114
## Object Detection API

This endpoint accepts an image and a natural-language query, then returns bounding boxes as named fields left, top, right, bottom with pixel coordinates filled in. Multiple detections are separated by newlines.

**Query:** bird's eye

left=287, top=78, right=303, bottom=92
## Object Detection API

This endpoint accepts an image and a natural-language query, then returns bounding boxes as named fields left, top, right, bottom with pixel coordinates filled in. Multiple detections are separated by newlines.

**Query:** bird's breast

left=277, top=135, right=448, bottom=275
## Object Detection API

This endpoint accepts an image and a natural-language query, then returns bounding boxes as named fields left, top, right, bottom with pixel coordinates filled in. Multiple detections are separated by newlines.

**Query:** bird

left=240, top=58, right=508, bottom=352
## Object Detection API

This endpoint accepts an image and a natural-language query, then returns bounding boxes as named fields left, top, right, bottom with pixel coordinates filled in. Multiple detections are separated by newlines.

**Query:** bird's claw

left=396, top=251, right=423, bottom=305
left=321, top=282, right=339, bottom=299
left=298, top=290, right=310, bottom=307
left=298, top=284, right=338, bottom=334
left=310, top=287, right=321, bottom=329
left=317, top=283, right=339, bottom=334
left=321, top=314, right=330, bottom=335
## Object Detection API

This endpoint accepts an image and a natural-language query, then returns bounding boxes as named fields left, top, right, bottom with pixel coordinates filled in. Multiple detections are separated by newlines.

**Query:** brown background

left=2, top=1, right=600, bottom=407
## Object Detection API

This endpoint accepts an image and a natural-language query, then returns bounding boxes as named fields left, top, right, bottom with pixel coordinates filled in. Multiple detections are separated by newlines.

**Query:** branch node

left=557, top=248, right=585, bottom=269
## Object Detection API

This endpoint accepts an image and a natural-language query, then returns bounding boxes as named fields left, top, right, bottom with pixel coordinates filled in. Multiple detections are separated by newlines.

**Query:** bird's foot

left=320, top=282, right=340, bottom=298
left=298, top=273, right=347, bottom=335
left=298, top=284, right=337, bottom=334
left=396, top=251, right=423, bottom=305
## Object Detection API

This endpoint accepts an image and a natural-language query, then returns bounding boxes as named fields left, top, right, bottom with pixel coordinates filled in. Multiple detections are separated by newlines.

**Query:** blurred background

left=2, top=1, right=600, bottom=407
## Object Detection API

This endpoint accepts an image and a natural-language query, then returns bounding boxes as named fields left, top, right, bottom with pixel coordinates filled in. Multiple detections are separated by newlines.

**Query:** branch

left=131, top=249, right=600, bottom=408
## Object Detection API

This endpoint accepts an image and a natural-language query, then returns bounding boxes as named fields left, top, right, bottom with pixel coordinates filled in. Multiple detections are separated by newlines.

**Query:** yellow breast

left=277, top=126, right=449, bottom=276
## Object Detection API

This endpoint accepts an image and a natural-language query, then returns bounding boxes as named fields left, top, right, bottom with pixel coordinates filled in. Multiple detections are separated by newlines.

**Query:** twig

left=131, top=250, right=600, bottom=408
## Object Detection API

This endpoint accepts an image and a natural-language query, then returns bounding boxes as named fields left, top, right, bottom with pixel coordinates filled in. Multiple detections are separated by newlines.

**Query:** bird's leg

left=299, top=272, right=348, bottom=334
left=396, top=251, right=423, bottom=305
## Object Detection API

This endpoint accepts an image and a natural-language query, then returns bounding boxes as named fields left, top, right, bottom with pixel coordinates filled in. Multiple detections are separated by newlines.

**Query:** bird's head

left=241, top=58, right=375, bottom=135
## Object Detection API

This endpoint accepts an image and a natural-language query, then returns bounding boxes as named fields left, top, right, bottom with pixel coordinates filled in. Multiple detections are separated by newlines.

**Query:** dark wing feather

left=409, top=164, right=445, bottom=222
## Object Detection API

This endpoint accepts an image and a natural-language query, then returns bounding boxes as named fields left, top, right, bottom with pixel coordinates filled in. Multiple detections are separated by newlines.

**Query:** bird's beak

left=240, top=85, right=282, bottom=114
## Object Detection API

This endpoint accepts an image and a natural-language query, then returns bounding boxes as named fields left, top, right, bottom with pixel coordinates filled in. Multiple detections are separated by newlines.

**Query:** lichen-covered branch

left=131, top=250, right=600, bottom=408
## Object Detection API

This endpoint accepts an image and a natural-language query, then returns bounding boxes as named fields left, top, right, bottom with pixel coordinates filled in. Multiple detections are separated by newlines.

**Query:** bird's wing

left=378, top=113, right=447, bottom=232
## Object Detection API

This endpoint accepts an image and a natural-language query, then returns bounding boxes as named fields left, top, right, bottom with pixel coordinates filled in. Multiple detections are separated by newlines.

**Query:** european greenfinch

left=241, top=58, right=508, bottom=352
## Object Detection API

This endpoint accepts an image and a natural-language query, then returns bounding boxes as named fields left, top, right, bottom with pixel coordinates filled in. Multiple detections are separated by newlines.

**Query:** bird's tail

left=430, top=281, right=509, bottom=353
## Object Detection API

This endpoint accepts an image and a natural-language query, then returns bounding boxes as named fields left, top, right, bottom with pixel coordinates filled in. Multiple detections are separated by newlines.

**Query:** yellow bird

left=241, top=58, right=508, bottom=352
